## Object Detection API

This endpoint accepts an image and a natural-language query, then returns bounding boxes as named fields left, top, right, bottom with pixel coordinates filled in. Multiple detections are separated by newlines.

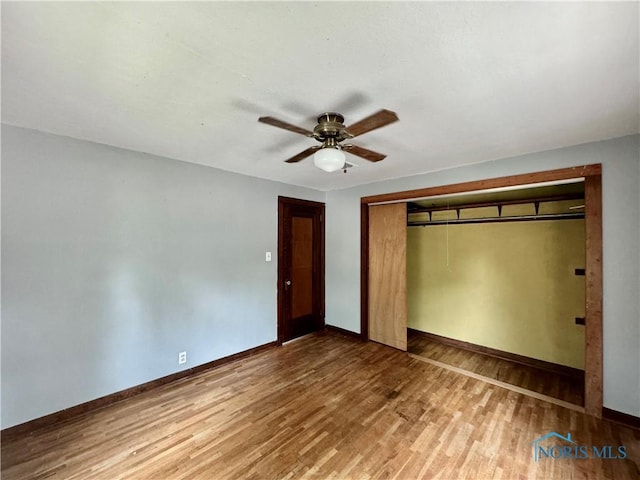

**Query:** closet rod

left=407, top=212, right=584, bottom=227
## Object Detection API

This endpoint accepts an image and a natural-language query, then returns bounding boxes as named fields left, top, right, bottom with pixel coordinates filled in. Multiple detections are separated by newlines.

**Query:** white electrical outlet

left=178, top=351, right=187, bottom=364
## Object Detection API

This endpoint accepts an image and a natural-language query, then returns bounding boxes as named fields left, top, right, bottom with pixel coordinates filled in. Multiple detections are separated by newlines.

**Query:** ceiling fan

left=258, top=109, right=399, bottom=172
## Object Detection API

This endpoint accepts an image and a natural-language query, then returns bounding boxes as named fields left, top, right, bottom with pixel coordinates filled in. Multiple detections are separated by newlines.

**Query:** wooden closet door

left=368, top=203, right=407, bottom=351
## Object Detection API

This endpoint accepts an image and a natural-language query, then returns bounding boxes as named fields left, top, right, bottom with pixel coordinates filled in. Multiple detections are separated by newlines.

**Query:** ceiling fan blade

left=344, top=109, right=398, bottom=138
left=258, top=116, right=313, bottom=136
left=284, top=146, right=320, bottom=163
left=343, top=144, right=386, bottom=162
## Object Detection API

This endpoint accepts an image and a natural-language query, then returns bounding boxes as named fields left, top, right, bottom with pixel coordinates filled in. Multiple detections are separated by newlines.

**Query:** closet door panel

left=368, top=203, right=407, bottom=350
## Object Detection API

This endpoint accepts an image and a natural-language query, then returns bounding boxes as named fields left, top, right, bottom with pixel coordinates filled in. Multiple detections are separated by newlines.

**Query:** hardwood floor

left=2, top=332, right=638, bottom=479
left=408, top=330, right=585, bottom=407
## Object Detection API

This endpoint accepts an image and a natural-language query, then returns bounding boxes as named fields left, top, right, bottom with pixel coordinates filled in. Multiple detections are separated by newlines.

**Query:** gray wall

left=326, top=135, right=640, bottom=417
left=3, top=125, right=639, bottom=427
left=1, top=125, right=324, bottom=429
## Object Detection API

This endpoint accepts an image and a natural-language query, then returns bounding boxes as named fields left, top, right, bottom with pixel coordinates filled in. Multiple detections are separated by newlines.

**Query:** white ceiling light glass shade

left=313, top=147, right=345, bottom=172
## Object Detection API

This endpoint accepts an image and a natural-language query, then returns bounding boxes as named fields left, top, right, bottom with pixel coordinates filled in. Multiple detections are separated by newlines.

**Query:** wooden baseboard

left=325, top=324, right=364, bottom=341
left=1, top=341, right=277, bottom=441
left=408, top=328, right=584, bottom=382
left=602, top=407, right=640, bottom=430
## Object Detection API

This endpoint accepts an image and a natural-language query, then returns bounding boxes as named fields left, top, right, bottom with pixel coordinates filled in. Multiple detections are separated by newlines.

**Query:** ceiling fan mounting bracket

left=317, top=112, right=344, bottom=124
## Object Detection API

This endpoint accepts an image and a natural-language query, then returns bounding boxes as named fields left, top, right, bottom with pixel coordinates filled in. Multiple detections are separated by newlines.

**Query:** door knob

left=285, top=280, right=292, bottom=286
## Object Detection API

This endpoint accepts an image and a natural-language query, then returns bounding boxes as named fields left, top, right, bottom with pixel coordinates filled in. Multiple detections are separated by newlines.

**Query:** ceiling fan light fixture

left=313, top=147, right=345, bottom=172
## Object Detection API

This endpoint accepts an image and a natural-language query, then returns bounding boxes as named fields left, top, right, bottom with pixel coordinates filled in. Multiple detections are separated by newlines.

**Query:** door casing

left=277, top=196, right=325, bottom=345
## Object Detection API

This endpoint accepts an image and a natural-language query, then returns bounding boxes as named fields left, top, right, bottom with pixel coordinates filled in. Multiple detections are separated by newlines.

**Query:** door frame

left=360, top=164, right=603, bottom=417
left=277, top=196, right=326, bottom=345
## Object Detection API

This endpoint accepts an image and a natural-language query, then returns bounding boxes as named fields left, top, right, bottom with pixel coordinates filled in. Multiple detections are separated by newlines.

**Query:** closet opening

left=360, top=165, right=602, bottom=417
left=406, top=180, right=586, bottom=408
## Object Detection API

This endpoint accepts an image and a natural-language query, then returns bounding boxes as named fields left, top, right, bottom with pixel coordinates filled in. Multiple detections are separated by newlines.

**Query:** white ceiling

left=2, top=2, right=638, bottom=191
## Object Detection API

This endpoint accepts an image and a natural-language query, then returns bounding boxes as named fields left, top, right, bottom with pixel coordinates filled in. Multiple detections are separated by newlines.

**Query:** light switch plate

left=265, top=251, right=272, bottom=262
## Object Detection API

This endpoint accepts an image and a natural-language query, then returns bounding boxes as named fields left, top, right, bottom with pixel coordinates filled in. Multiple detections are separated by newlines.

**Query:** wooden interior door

left=368, top=203, right=407, bottom=350
left=278, top=197, right=325, bottom=343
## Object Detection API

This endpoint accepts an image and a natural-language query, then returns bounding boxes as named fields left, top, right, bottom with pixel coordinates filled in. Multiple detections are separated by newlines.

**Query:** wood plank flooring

left=408, top=330, right=585, bottom=407
left=409, top=353, right=585, bottom=414
left=2, top=332, right=638, bottom=479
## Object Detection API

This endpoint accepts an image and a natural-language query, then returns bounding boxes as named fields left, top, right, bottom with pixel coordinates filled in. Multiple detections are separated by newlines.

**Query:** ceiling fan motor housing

left=313, top=112, right=350, bottom=143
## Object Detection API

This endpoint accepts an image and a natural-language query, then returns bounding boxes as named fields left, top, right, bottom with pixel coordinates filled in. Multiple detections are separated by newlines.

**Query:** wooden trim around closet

left=584, top=174, right=603, bottom=417
left=360, top=164, right=603, bottom=418
left=362, top=164, right=601, bottom=205
left=360, top=202, right=369, bottom=341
